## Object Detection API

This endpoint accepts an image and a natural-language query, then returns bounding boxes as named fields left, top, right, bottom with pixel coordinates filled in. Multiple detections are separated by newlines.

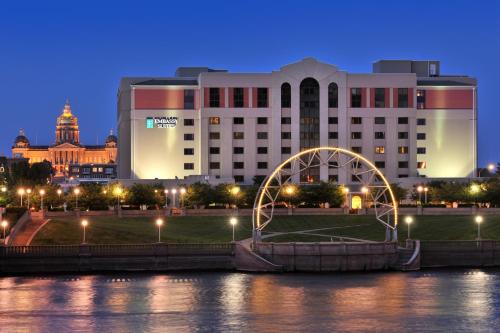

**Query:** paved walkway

left=11, top=212, right=50, bottom=246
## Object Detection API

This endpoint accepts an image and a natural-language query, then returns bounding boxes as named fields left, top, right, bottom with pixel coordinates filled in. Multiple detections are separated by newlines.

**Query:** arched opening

left=351, top=195, right=362, bottom=209
left=328, top=82, right=338, bottom=108
left=299, top=78, right=320, bottom=182
left=281, top=82, right=291, bottom=108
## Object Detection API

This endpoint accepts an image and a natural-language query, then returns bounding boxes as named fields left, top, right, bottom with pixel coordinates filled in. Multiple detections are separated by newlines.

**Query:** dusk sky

left=1, top=0, right=498, bottom=166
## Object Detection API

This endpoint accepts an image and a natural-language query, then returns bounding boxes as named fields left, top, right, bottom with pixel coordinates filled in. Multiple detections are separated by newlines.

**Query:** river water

left=0, top=270, right=499, bottom=332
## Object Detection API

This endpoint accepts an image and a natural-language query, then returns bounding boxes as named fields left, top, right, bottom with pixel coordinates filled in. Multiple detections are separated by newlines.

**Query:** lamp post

left=343, top=187, right=350, bottom=208
left=180, top=188, right=186, bottom=208
left=81, top=219, right=88, bottom=244
left=164, top=189, right=169, bottom=208
left=424, top=187, right=428, bottom=204
left=26, top=188, right=32, bottom=209
left=230, top=217, right=238, bottom=242
left=17, top=188, right=25, bottom=207
left=361, top=186, right=369, bottom=208
left=475, top=215, right=483, bottom=240
left=478, top=163, right=496, bottom=177
left=73, top=188, right=80, bottom=210
left=39, top=189, right=46, bottom=211
left=171, top=188, right=177, bottom=208
left=156, top=218, right=163, bottom=243
left=1, top=220, right=8, bottom=244
left=1, top=186, right=6, bottom=193
left=405, top=216, right=413, bottom=240
left=284, top=185, right=295, bottom=208
left=417, top=186, right=423, bottom=206
left=114, top=187, right=123, bottom=209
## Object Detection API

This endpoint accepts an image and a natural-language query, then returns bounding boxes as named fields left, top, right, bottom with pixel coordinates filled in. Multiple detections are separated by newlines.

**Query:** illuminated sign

left=146, top=117, right=178, bottom=129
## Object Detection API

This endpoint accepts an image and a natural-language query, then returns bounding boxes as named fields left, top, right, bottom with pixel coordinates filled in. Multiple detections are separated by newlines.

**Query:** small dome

left=105, top=130, right=117, bottom=144
left=14, top=129, right=30, bottom=147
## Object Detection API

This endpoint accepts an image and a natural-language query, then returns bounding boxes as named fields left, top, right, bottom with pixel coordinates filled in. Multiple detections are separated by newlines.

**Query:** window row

left=207, top=116, right=426, bottom=126
left=206, top=87, right=269, bottom=108
left=209, top=162, right=269, bottom=170
left=350, top=88, right=414, bottom=108
left=207, top=131, right=426, bottom=141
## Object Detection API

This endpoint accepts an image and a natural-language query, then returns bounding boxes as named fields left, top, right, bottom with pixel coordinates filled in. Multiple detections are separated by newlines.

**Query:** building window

left=351, top=117, right=362, bottom=124
left=374, top=132, right=385, bottom=139
left=374, top=88, right=385, bottom=108
left=351, top=146, right=362, bottom=153
left=184, top=133, right=194, bottom=141
left=209, top=162, right=220, bottom=169
left=398, top=132, right=408, bottom=139
left=417, top=147, right=426, bottom=154
left=257, top=88, right=268, bottom=107
left=281, top=83, right=291, bottom=108
left=398, top=174, right=409, bottom=178
left=233, top=162, right=244, bottom=169
left=257, top=117, right=268, bottom=124
left=417, top=133, right=426, bottom=140
left=351, top=88, right=362, bottom=107
left=375, top=161, right=385, bottom=168
left=209, top=132, right=220, bottom=140
left=329, top=132, right=338, bottom=139
left=397, top=88, right=409, bottom=108
left=257, top=132, right=268, bottom=140
left=233, top=88, right=244, bottom=107
left=281, top=147, right=291, bottom=154
left=328, top=82, right=338, bottom=108
left=184, top=89, right=195, bottom=109
left=398, top=117, right=408, bottom=124
left=417, top=161, right=427, bottom=169
left=257, top=147, right=268, bottom=154
left=233, top=117, right=244, bottom=125
left=351, top=132, right=362, bottom=139
left=398, top=146, right=409, bottom=154
left=234, top=175, right=244, bottom=183
left=417, top=90, right=426, bottom=109
left=398, top=161, right=409, bottom=168
left=257, top=162, right=268, bottom=169
left=233, top=132, right=244, bottom=140
left=210, top=147, right=220, bottom=154
left=281, top=132, right=291, bottom=139
left=233, top=147, right=244, bottom=154
left=184, top=148, right=194, bottom=155
left=281, top=117, right=291, bottom=124
left=184, top=163, right=194, bottom=170
left=374, top=117, right=385, bottom=124
left=375, top=146, right=385, bottom=154
left=209, top=117, right=220, bottom=125
left=209, top=88, right=220, bottom=107
left=184, top=119, right=194, bottom=126
left=417, top=118, right=426, bottom=126
left=351, top=174, right=360, bottom=182
left=328, top=117, right=338, bottom=124
left=328, top=175, right=339, bottom=182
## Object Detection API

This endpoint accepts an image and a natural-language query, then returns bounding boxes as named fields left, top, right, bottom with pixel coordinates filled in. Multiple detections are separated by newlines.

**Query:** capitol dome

left=14, top=129, right=30, bottom=147
left=105, top=130, right=117, bottom=146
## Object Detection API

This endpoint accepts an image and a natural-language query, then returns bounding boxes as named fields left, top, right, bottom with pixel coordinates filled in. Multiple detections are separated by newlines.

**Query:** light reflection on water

left=0, top=270, right=500, bottom=332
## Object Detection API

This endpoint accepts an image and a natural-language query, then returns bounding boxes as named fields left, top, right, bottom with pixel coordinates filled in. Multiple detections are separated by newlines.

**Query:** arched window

left=300, top=78, right=320, bottom=182
left=281, top=82, right=291, bottom=108
left=328, top=82, right=338, bottom=108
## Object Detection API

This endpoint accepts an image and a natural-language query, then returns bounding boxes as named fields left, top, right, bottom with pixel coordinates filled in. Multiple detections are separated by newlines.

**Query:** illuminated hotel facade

left=117, top=58, right=477, bottom=184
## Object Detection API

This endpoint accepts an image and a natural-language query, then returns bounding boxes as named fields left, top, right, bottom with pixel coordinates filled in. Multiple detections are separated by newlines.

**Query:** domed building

left=12, top=100, right=117, bottom=179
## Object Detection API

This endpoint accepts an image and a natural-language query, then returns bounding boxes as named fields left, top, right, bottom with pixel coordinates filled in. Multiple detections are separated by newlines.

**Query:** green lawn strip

left=30, top=215, right=500, bottom=245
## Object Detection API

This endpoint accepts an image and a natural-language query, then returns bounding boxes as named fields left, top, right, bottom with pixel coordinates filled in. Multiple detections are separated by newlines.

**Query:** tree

left=184, top=182, right=215, bottom=208
left=298, top=182, right=343, bottom=207
left=127, top=183, right=160, bottom=207
left=390, top=183, right=408, bottom=204
left=77, top=183, right=111, bottom=210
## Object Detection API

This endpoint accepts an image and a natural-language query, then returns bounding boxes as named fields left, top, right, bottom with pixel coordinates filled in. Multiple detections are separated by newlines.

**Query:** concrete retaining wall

left=256, top=242, right=398, bottom=272
left=420, top=240, right=500, bottom=267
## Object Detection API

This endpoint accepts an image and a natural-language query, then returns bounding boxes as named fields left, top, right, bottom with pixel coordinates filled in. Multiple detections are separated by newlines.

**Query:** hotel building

left=117, top=58, right=477, bottom=185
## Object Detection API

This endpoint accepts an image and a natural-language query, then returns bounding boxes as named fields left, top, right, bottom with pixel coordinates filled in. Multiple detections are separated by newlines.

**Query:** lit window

left=375, top=146, right=385, bottom=154
left=398, top=146, right=409, bottom=154
left=209, top=117, right=220, bottom=125
left=417, top=161, right=427, bottom=169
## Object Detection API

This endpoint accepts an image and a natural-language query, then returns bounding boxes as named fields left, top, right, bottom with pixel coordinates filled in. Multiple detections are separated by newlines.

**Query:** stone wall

left=420, top=240, right=500, bottom=267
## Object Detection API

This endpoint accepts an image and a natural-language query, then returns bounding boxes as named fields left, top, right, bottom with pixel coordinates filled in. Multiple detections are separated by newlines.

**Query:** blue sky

left=0, top=0, right=498, bottom=166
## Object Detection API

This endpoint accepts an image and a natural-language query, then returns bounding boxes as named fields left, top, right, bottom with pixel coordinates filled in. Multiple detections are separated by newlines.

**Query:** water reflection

left=0, top=270, right=499, bottom=332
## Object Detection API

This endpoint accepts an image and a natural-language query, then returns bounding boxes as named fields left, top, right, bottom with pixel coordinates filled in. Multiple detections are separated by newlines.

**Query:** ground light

left=171, top=189, right=177, bottom=208
left=1, top=186, right=7, bottom=193
left=417, top=186, right=423, bottom=205
left=39, top=189, right=46, bottom=211
left=73, top=188, right=80, bottom=210
left=1, top=220, right=8, bottom=244
left=156, top=218, right=163, bottom=242
left=405, top=216, right=413, bottom=240
left=17, top=188, right=25, bottom=206
left=164, top=189, right=169, bottom=208
left=475, top=216, right=483, bottom=240
left=180, top=188, right=186, bottom=207
left=26, top=188, right=32, bottom=209
left=230, top=217, right=238, bottom=242
left=81, top=219, right=88, bottom=244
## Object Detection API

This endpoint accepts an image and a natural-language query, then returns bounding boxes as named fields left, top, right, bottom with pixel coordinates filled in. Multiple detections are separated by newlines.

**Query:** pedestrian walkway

left=11, top=212, right=50, bottom=246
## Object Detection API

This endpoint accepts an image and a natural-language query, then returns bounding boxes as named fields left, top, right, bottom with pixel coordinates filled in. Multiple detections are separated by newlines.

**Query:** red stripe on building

left=134, top=89, right=185, bottom=110
left=228, top=88, right=234, bottom=108
left=393, top=88, right=399, bottom=108
left=243, top=88, right=249, bottom=107
left=252, top=88, right=258, bottom=108
left=370, top=88, right=375, bottom=108
left=361, top=88, right=367, bottom=108
left=219, top=88, right=225, bottom=108
left=204, top=88, right=210, bottom=108
left=408, top=88, right=414, bottom=108
left=424, top=89, right=473, bottom=109
left=385, top=88, right=390, bottom=108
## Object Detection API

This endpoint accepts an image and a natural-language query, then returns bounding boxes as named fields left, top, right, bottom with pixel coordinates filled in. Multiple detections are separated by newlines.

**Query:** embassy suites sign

left=146, top=117, right=178, bottom=129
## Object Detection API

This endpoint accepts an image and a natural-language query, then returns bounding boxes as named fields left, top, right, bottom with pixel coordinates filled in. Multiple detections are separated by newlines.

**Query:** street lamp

left=73, top=188, right=80, bottom=210
left=405, top=216, right=413, bottom=240
left=0, top=186, right=6, bottom=193
left=424, top=187, right=429, bottom=204
left=342, top=187, right=350, bottom=208
left=164, top=189, right=169, bottom=208
left=17, top=188, right=25, bottom=206
left=171, top=188, right=177, bottom=208
left=39, top=189, right=46, bottom=211
left=229, top=217, right=238, bottom=242
left=26, top=188, right=32, bottom=209
left=81, top=219, right=88, bottom=244
left=417, top=186, right=423, bottom=205
left=475, top=215, right=483, bottom=240
left=1, top=220, right=8, bottom=243
left=156, top=218, right=163, bottom=243
left=180, top=188, right=186, bottom=208
left=361, top=186, right=369, bottom=208
left=283, top=185, right=296, bottom=208
left=114, top=187, right=123, bottom=209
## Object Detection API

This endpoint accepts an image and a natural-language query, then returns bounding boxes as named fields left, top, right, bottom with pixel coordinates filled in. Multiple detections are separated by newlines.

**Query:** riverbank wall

left=420, top=240, right=500, bottom=267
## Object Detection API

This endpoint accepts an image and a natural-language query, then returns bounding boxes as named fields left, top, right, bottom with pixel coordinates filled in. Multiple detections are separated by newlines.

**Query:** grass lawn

left=30, top=214, right=500, bottom=245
